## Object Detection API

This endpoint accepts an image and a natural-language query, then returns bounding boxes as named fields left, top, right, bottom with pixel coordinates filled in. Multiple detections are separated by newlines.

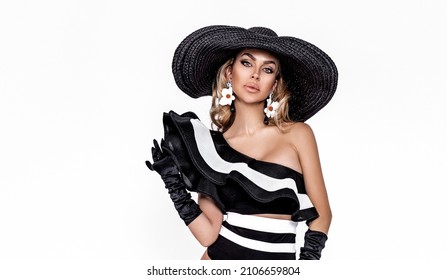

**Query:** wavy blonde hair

left=210, top=56, right=293, bottom=132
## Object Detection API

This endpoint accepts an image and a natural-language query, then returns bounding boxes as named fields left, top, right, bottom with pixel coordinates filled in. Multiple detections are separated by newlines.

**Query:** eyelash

left=264, top=68, right=274, bottom=74
left=240, top=60, right=274, bottom=74
left=241, top=60, right=251, bottom=67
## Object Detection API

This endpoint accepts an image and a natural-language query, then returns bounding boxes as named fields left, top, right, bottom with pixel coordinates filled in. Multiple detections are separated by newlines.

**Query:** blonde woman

left=146, top=25, right=338, bottom=260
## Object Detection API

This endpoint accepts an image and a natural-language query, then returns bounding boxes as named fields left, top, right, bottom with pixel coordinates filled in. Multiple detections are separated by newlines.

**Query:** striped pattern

left=223, top=212, right=297, bottom=234
left=208, top=212, right=298, bottom=259
left=190, top=118, right=314, bottom=211
left=221, top=212, right=297, bottom=253
left=164, top=110, right=320, bottom=222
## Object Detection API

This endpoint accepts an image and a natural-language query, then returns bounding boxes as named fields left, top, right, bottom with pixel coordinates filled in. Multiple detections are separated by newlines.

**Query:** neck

left=230, top=101, right=265, bottom=136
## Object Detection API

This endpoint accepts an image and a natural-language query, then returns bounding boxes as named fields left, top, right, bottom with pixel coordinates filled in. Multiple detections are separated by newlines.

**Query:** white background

left=1, top=0, right=447, bottom=277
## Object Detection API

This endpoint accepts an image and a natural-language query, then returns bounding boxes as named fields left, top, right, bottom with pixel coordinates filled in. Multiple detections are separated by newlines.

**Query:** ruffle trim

left=161, top=110, right=319, bottom=223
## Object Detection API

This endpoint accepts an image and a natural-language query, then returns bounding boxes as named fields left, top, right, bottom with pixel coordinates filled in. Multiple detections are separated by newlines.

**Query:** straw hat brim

left=172, top=25, right=338, bottom=122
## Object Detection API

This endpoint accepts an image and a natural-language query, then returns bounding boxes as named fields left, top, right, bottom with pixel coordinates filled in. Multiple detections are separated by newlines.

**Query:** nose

left=251, top=72, right=260, bottom=80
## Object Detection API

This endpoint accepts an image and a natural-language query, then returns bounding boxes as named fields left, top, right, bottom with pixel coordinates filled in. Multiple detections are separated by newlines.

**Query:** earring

left=230, top=100, right=235, bottom=112
left=264, top=92, right=279, bottom=124
left=263, top=99, right=269, bottom=125
left=218, top=81, right=235, bottom=110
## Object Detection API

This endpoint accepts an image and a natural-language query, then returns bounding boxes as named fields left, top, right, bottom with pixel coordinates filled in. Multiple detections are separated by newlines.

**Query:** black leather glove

left=146, top=139, right=202, bottom=225
left=299, top=229, right=328, bottom=260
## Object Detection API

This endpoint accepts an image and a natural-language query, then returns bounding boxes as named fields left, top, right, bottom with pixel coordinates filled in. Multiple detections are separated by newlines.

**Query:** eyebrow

left=240, top=52, right=277, bottom=65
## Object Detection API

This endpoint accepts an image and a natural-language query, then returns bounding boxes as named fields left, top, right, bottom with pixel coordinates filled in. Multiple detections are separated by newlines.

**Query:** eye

left=263, top=67, right=274, bottom=74
left=241, top=60, right=251, bottom=67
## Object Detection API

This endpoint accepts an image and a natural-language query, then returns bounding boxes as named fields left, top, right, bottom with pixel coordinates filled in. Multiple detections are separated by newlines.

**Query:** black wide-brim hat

left=172, top=25, right=338, bottom=122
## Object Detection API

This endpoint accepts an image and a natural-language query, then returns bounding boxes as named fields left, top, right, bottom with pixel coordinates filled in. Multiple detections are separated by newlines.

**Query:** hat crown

left=248, top=27, right=277, bottom=37
left=172, top=25, right=338, bottom=122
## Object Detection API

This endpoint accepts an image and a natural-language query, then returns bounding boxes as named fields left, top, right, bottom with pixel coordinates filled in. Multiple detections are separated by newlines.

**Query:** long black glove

left=146, top=139, right=202, bottom=225
left=299, top=229, right=328, bottom=260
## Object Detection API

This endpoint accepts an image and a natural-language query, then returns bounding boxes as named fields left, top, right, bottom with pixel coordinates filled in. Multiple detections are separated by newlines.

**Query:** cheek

left=231, top=70, right=250, bottom=87
left=232, top=66, right=250, bottom=79
left=261, top=76, right=277, bottom=90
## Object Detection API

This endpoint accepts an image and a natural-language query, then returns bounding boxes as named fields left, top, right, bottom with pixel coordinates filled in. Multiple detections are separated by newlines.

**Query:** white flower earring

left=264, top=92, right=279, bottom=124
left=218, top=81, right=235, bottom=110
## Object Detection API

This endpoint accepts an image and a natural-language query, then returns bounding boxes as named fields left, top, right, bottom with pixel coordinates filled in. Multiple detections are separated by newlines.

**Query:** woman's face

left=227, top=48, right=279, bottom=104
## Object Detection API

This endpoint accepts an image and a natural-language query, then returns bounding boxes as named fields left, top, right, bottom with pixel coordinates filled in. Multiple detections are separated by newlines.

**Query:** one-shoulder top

left=160, top=110, right=319, bottom=223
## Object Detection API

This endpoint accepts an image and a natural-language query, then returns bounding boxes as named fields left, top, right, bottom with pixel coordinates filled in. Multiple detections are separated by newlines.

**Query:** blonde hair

left=210, top=57, right=293, bottom=132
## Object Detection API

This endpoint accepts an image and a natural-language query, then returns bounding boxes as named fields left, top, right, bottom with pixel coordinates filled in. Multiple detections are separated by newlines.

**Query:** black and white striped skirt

left=207, top=212, right=298, bottom=260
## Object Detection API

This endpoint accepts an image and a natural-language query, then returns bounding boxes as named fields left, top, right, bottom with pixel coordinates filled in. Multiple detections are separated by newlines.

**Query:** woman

left=146, top=25, right=338, bottom=260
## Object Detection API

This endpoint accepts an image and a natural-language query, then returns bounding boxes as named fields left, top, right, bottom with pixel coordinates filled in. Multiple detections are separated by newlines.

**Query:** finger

left=153, top=139, right=161, bottom=152
left=151, top=147, right=161, bottom=161
left=152, top=139, right=164, bottom=160
left=145, top=160, right=154, bottom=171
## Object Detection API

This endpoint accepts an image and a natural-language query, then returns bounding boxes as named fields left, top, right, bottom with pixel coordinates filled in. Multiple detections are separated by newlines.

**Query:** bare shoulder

left=283, top=122, right=316, bottom=145
left=280, top=121, right=318, bottom=159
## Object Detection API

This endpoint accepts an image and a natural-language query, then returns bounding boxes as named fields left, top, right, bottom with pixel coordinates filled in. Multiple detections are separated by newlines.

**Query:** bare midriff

left=253, top=213, right=292, bottom=220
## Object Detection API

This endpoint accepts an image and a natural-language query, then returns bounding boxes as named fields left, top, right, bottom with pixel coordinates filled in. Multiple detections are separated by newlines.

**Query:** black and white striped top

left=161, top=111, right=319, bottom=223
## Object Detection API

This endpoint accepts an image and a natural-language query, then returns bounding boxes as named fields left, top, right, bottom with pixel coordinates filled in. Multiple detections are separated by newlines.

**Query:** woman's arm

left=188, top=194, right=223, bottom=247
left=292, top=123, right=332, bottom=234
left=291, top=123, right=331, bottom=260
left=147, top=139, right=223, bottom=247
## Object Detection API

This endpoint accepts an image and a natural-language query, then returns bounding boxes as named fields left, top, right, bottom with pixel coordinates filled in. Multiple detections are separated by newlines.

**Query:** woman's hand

left=146, top=139, right=202, bottom=225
